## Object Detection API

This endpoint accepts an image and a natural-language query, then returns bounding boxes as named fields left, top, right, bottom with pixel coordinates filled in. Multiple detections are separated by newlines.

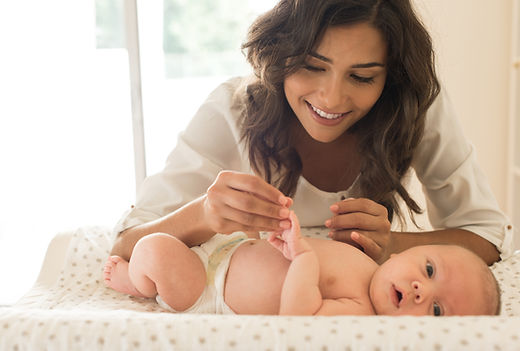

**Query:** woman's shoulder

left=207, top=76, right=251, bottom=105
left=190, top=76, right=252, bottom=125
left=179, top=76, right=253, bottom=169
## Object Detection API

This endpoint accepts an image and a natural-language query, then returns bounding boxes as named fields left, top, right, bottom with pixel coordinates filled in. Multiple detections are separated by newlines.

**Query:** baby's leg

left=104, top=233, right=206, bottom=311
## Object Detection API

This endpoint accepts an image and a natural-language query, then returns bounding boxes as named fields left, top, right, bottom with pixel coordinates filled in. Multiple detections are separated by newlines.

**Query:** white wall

left=414, top=0, right=513, bottom=213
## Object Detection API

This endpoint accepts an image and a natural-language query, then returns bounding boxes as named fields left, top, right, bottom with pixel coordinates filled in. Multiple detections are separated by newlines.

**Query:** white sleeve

left=113, top=77, right=251, bottom=236
left=412, top=89, right=515, bottom=259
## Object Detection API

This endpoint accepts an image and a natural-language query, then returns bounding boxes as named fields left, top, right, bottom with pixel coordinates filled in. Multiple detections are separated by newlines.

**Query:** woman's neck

left=291, top=126, right=361, bottom=192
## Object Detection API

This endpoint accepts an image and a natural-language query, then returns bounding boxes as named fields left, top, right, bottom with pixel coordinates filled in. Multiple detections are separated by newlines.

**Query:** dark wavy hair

left=240, top=0, right=440, bottom=225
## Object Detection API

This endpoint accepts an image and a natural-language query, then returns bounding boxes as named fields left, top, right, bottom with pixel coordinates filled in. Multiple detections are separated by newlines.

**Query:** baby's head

left=369, top=244, right=500, bottom=316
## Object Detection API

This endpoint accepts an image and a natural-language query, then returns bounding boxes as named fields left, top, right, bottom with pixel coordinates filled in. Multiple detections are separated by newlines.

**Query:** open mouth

left=392, top=284, right=403, bottom=308
left=396, top=290, right=403, bottom=304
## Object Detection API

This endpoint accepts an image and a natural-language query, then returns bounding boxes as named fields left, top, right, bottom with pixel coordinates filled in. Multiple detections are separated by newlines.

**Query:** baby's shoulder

left=308, top=238, right=378, bottom=301
left=308, top=238, right=377, bottom=267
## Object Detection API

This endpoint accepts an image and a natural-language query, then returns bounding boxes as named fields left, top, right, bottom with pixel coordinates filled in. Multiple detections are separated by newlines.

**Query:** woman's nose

left=319, top=76, right=347, bottom=110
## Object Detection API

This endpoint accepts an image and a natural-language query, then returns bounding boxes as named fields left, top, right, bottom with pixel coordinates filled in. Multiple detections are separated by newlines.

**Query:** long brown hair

left=240, top=0, right=440, bottom=225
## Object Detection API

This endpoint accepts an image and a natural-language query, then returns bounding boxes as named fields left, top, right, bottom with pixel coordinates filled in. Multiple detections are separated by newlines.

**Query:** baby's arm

left=268, top=211, right=374, bottom=316
left=267, top=211, right=322, bottom=315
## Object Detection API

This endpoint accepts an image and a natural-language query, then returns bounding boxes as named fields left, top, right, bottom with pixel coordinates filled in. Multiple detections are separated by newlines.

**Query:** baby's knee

left=134, top=233, right=183, bottom=263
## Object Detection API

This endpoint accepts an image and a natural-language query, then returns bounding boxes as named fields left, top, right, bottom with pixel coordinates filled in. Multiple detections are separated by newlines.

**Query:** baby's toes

left=103, top=260, right=116, bottom=282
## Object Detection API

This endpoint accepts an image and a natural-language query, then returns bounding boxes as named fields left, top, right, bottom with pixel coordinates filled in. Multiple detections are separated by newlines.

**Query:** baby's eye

left=433, top=302, right=442, bottom=316
left=426, top=262, right=434, bottom=278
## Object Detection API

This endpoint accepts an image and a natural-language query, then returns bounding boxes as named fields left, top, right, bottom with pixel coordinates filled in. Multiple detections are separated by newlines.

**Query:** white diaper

left=156, top=232, right=252, bottom=314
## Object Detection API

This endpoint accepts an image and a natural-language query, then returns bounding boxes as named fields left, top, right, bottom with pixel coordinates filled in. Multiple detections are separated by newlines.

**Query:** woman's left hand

left=326, top=198, right=392, bottom=264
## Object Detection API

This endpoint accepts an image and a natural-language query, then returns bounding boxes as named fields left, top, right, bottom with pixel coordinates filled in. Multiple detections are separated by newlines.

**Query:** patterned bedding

left=1, top=226, right=519, bottom=351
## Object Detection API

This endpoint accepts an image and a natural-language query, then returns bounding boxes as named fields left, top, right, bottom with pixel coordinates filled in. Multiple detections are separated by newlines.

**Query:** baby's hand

left=267, top=211, right=312, bottom=261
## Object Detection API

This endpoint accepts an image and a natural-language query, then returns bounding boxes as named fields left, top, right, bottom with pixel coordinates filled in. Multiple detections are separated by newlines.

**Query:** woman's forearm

left=390, top=229, right=500, bottom=265
left=110, top=196, right=215, bottom=261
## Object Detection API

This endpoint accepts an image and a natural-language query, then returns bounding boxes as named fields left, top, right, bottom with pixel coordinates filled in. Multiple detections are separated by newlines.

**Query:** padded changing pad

left=1, top=226, right=520, bottom=351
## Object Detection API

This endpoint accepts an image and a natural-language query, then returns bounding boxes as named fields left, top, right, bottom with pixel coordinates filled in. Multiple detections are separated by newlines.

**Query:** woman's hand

left=202, top=171, right=292, bottom=234
left=326, top=198, right=392, bottom=264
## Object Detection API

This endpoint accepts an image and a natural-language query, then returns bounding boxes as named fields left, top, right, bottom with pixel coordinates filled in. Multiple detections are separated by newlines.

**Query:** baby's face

left=369, top=245, right=489, bottom=316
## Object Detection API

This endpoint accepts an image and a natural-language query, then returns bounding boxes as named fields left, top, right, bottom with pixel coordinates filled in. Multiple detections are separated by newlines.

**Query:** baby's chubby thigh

left=130, top=233, right=206, bottom=311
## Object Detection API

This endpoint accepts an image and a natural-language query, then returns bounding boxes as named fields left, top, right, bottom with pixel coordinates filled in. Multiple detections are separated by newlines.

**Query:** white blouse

left=114, top=77, right=515, bottom=259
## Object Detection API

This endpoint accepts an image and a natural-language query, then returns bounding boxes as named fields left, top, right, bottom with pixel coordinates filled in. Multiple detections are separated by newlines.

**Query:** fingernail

left=330, top=204, right=339, bottom=212
left=279, top=207, right=290, bottom=218
left=327, top=231, right=333, bottom=238
left=279, top=220, right=291, bottom=229
left=325, top=219, right=331, bottom=228
left=351, top=232, right=359, bottom=239
left=278, top=195, right=288, bottom=205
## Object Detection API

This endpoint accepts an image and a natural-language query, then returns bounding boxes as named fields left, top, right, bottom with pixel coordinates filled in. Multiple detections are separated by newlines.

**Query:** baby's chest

left=318, top=267, right=369, bottom=300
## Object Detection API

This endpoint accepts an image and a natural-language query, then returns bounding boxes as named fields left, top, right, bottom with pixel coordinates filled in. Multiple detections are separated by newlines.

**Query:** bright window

left=0, top=0, right=276, bottom=305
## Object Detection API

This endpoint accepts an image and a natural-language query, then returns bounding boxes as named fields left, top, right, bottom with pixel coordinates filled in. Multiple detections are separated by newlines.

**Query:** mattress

left=1, top=225, right=519, bottom=351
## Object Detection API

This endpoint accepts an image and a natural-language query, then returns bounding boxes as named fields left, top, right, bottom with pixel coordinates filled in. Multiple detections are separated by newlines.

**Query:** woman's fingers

left=326, top=198, right=390, bottom=232
left=205, top=171, right=292, bottom=233
left=330, top=197, right=388, bottom=217
left=225, top=190, right=290, bottom=220
left=329, top=230, right=385, bottom=262
left=326, top=211, right=387, bottom=232
left=219, top=171, right=288, bottom=206
left=327, top=198, right=392, bottom=263
left=220, top=205, right=291, bottom=231
left=328, top=230, right=363, bottom=249
left=350, top=232, right=382, bottom=260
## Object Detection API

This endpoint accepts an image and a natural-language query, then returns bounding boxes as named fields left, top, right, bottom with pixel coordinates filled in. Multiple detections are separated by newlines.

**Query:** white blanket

left=1, top=226, right=519, bottom=351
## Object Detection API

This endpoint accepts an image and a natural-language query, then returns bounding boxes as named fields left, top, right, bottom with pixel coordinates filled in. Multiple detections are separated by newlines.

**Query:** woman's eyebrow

left=310, top=52, right=333, bottom=63
left=309, top=52, right=385, bottom=68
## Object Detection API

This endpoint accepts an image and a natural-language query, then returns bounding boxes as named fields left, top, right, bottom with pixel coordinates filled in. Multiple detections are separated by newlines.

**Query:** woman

left=111, top=0, right=514, bottom=265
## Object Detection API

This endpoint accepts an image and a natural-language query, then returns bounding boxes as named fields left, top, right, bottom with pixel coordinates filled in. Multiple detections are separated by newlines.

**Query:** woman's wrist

left=169, top=195, right=216, bottom=246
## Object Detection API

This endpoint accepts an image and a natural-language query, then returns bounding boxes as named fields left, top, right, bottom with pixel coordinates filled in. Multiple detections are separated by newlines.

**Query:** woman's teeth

left=311, top=105, right=345, bottom=119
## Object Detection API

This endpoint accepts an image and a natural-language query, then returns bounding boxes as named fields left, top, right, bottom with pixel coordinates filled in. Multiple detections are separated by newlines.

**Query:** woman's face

left=284, top=22, right=388, bottom=143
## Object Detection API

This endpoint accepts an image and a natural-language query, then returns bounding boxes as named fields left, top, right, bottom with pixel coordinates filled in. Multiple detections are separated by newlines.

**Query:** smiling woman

left=110, top=0, right=513, bottom=279
left=284, top=24, right=388, bottom=143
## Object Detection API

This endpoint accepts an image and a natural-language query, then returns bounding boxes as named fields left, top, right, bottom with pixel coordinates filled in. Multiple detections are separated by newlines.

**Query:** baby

left=104, top=212, right=500, bottom=316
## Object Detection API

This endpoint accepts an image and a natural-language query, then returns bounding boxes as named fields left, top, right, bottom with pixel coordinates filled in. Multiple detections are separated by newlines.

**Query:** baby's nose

left=412, top=281, right=426, bottom=304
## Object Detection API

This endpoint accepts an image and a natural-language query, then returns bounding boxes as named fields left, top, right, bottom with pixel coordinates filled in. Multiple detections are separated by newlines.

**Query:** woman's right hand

left=202, top=171, right=292, bottom=234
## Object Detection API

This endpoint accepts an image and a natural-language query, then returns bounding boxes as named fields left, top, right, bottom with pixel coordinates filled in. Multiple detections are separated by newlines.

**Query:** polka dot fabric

left=1, top=226, right=519, bottom=351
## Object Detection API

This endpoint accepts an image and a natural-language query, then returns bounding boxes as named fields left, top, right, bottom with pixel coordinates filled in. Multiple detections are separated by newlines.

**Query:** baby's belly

left=224, top=239, right=290, bottom=314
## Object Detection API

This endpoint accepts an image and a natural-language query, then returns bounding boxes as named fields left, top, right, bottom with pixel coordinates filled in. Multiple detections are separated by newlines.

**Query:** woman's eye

left=304, top=65, right=324, bottom=72
left=426, top=262, right=434, bottom=278
left=433, top=302, right=442, bottom=316
left=351, top=74, right=374, bottom=84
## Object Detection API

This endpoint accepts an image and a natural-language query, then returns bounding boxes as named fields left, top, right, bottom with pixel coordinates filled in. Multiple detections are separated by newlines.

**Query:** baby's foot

left=103, top=256, right=146, bottom=297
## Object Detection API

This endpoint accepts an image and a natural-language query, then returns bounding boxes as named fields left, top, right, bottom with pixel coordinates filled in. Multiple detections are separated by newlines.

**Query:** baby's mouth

left=396, top=289, right=403, bottom=305
left=393, top=284, right=403, bottom=307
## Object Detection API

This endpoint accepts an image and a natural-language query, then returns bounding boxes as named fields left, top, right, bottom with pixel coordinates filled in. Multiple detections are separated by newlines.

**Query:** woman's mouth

left=310, top=104, right=347, bottom=119
left=306, top=102, right=350, bottom=126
